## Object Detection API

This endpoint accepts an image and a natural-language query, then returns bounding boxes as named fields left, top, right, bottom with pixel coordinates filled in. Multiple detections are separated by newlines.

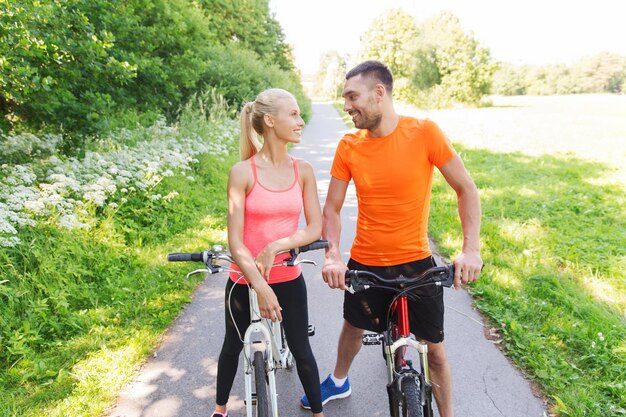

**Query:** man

left=301, top=60, right=483, bottom=417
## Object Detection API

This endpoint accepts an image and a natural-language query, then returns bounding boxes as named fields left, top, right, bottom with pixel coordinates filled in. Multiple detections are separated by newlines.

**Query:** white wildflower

left=58, top=214, right=90, bottom=230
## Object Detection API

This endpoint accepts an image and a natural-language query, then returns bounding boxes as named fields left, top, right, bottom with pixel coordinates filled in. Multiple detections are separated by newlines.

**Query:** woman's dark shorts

left=343, top=256, right=445, bottom=343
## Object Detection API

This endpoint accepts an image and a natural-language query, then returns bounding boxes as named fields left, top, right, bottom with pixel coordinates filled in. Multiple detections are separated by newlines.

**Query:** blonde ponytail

left=239, top=88, right=296, bottom=160
left=239, top=102, right=262, bottom=160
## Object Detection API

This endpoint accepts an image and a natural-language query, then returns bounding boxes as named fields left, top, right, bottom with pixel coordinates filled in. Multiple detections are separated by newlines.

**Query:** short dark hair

left=346, top=60, right=394, bottom=94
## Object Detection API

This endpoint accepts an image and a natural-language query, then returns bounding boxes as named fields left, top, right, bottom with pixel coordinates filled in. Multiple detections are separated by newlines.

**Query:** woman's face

left=267, top=97, right=305, bottom=143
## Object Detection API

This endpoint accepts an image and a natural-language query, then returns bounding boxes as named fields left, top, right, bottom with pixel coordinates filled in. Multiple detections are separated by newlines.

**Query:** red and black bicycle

left=345, top=264, right=455, bottom=417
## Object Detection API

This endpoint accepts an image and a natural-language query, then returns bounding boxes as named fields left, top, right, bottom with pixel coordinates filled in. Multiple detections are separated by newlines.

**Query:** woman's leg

left=215, top=280, right=250, bottom=408
left=272, top=275, right=323, bottom=414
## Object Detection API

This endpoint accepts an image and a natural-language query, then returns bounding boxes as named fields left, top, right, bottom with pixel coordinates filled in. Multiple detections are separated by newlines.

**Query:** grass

left=0, top=132, right=238, bottom=416
left=334, top=95, right=626, bottom=417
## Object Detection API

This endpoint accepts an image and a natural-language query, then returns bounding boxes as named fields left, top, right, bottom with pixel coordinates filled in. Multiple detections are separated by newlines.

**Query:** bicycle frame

left=243, top=287, right=292, bottom=417
left=384, top=296, right=433, bottom=417
left=384, top=297, right=430, bottom=386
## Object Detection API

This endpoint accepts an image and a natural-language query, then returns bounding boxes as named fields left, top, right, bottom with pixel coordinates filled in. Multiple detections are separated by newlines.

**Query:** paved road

left=108, top=103, right=547, bottom=417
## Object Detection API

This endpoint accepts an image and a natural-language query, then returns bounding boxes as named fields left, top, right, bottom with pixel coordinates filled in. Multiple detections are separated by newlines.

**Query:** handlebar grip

left=297, top=240, right=329, bottom=253
left=167, top=252, right=204, bottom=262
left=344, top=270, right=358, bottom=284
left=439, top=265, right=455, bottom=288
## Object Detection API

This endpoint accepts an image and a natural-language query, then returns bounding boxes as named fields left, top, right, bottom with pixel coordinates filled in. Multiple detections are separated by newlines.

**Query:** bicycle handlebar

left=294, top=239, right=329, bottom=254
left=166, top=240, right=329, bottom=265
left=345, top=264, right=455, bottom=294
left=167, top=252, right=205, bottom=262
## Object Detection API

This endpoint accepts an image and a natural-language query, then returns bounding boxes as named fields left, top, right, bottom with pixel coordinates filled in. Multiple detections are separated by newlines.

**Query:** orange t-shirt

left=330, top=116, right=456, bottom=266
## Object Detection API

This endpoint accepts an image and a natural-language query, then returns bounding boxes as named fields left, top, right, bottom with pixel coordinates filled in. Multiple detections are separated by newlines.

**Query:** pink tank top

left=229, top=156, right=303, bottom=284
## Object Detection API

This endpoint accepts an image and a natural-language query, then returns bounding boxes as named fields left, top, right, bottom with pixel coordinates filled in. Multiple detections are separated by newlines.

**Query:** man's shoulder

left=398, top=115, right=438, bottom=132
left=339, top=128, right=366, bottom=145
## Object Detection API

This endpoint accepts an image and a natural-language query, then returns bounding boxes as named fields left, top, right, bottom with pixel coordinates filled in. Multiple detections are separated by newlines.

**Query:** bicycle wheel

left=253, top=350, right=269, bottom=417
left=422, top=375, right=433, bottom=417
left=400, top=376, right=423, bottom=417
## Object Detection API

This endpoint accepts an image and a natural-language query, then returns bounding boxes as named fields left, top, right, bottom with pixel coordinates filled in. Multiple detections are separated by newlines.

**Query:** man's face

left=342, top=74, right=382, bottom=131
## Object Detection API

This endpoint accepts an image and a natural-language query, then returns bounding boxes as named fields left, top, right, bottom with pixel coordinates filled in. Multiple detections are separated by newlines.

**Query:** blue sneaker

left=300, top=374, right=351, bottom=409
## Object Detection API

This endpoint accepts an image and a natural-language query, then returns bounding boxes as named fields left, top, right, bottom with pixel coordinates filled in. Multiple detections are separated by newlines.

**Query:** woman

left=212, top=88, right=324, bottom=417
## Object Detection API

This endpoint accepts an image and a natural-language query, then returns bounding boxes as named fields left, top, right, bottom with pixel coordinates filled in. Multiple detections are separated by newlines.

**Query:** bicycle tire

left=253, top=350, right=269, bottom=417
left=422, top=376, right=433, bottom=417
left=400, top=376, right=423, bottom=417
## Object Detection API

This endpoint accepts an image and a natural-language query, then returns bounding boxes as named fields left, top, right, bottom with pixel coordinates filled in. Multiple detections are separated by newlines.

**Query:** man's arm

left=439, top=155, right=483, bottom=288
left=322, top=176, right=349, bottom=289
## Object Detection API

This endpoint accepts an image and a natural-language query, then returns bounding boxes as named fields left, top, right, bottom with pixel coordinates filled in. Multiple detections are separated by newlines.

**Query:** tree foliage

left=412, top=12, right=497, bottom=106
left=359, top=9, right=418, bottom=79
left=492, top=52, right=626, bottom=96
left=312, top=51, right=347, bottom=100
left=0, top=0, right=306, bottom=140
left=357, top=10, right=496, bottom=107
left=198, top=0, right=295, bottom=72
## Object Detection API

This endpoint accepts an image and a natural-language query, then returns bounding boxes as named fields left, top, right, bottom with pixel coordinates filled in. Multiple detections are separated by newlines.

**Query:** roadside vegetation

left=0, top=0, right=307, bottom=415
left=0, top=99, right=238, bottom=417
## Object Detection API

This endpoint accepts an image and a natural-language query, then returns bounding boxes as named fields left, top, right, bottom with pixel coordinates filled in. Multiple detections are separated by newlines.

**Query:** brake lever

left=186, top=269, right=210, bottom=279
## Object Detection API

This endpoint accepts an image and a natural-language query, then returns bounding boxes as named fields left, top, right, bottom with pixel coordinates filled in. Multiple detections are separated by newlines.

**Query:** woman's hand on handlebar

left=255, top=242, right=278, bottom=281
left=255, top=283, right=283, bottom=322
left=322, top=258, right=348, bottom=290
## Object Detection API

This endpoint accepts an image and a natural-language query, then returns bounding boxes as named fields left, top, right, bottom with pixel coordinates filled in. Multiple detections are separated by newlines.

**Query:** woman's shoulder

left=293, top=157, right=314, bottom=173
left=229, top=159, right=254, bottom=184
left=230, top=158, right=251, bottom=173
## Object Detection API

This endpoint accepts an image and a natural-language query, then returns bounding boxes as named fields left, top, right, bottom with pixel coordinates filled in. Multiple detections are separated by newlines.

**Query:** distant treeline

left=313, top=9, right=626, bottom=106
left=0, top=0, right=309, bottom=140
left=492, top=52, right=626, bottom=96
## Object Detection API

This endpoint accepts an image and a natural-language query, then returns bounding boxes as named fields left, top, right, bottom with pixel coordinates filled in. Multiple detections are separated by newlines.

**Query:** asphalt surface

left=107, top=102, right=548, bottom=417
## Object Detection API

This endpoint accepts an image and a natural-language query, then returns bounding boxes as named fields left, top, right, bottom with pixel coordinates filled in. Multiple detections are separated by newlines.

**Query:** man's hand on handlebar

left=453, top=250, right=483, bottom=289
left=322, top=258, right=348, bottom=290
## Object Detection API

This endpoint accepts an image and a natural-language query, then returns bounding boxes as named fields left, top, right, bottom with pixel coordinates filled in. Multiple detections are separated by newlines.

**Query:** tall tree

left=414, top=11, right=496, bottom=105
left=198, top=0, right=295, bottom=71
left=313, top=51, right=347, bottom=100
left=359, top=8, right=418, bottom=79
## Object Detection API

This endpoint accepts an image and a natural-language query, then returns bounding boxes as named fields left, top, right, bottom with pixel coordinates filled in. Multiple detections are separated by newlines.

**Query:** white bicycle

left=167, top=240, right=328, bottom=417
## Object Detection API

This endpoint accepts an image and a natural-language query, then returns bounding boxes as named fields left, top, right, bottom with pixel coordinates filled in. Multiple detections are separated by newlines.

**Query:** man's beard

left=354, top=111, right=382, bottom=130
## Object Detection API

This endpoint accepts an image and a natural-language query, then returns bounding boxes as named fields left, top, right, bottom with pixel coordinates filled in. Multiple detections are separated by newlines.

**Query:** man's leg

left=333, top=320, right=364, bottom=378
left=301, top=319, right=359, bottom=408
left=426, top=341, right=454, bottom=417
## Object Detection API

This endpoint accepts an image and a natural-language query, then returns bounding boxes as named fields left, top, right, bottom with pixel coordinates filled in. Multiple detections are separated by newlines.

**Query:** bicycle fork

left=244, top=290, right=280, bottom=417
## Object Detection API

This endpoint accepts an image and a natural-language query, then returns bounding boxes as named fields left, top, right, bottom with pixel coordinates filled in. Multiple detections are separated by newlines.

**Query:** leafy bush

left=202, top=44, right=312, bottom=120
left=0, top=0, right=306, bottom=138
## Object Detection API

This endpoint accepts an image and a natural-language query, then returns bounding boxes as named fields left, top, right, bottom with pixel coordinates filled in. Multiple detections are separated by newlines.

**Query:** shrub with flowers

left=0, top=117, right=238, bottom=248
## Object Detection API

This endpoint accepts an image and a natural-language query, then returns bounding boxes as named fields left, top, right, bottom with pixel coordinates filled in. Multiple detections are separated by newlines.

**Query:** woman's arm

left=255, top=159, right=323, bottom=279
left=227, top=162, right=282, bottom=321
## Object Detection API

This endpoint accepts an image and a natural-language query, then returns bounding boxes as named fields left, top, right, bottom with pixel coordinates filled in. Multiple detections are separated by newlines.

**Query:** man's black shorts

left=343, top=256, right=445, bottom=343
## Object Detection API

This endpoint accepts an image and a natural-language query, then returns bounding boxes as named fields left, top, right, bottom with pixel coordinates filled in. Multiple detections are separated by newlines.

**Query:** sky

left=270, top=0, right=626, bottom=75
